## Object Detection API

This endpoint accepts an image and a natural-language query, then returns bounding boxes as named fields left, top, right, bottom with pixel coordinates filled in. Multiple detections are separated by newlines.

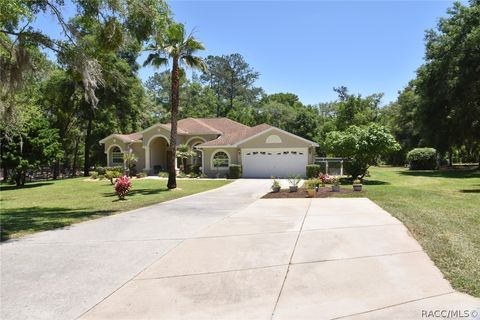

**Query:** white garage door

left=241, top=148, right=308, bottom=178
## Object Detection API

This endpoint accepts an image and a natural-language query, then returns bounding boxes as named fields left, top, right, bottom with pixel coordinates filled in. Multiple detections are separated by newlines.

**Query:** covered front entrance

left=145, top=136, right=173, bottom=174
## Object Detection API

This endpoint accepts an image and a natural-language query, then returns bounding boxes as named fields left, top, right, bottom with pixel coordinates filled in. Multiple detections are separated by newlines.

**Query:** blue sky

left=35, top=0, right=456, bottom=105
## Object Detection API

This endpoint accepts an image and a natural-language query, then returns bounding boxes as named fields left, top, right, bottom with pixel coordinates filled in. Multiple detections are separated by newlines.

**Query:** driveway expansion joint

left=291, top=250, right=424, bottom=265
left=271, top=198, right=313, bottom=319
left=330, top=291, right=457, bottom=320
left=133, top=263, right=290, bottom=281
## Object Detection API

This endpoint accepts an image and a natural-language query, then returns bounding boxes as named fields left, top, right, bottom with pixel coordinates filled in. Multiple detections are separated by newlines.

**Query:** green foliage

left=325, top=124, right=400, bottom=179
left=200, top=54, right=260, bottom=116
left=176, top=144, right=196, bottom=172
left=90, top=172, right=98, bottom=179
left=407, top=148, right=437, bottom=170
left=306, top=165, right=322, bottom=178
left=105, top=170, right=122, bottom=185
left=228, top=164, right=242, bottom=179
left=271, top=178, right=281, bottom=190
left=304, top=179, right=320, bottom=190
left=96, top=167, right=106, bottom=175
left=186, top=164, right=201, bottom=175
left=288, top=175, right=301, bottom=187
left=333, top=86, right=382, bottom=131
left=158, top=171, right=168, bottom=178
left=414, top=2, right=480, bottom=158
left=1, top=114, right=63, bottom=186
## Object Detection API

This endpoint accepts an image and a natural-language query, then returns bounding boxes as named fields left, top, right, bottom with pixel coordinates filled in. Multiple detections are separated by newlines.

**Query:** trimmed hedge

left=306, top=164, right=322, bottom=178
left=407, top=148, right=437, bottom=170
left=228, top=164, right=242, bottom=179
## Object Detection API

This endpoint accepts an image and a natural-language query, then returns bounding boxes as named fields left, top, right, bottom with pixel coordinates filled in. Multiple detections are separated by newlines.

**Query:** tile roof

left=197, top=123, right=273, bottom=147
left=104, top=118, right=294, bottom=147
left=114, top=132, right=143, bottom=143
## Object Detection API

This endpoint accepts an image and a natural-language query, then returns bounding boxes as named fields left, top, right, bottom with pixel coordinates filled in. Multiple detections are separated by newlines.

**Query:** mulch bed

left=262, top=187, right=365, bottom=199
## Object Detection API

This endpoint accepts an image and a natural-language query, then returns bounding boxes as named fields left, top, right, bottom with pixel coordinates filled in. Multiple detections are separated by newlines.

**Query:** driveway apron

left=79, top=197, right=480, bottom=320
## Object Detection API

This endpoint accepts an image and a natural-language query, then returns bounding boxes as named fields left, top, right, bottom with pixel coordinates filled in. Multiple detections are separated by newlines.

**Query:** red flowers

left=115, top=176, right=132, bottom=200
left=319, top=173, right=330, bottom=184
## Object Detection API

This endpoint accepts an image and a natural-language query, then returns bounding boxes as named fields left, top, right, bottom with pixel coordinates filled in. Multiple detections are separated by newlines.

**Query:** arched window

left=111, top=146, right=123, bottom=165
left=212, top=151, right=229, bottom=168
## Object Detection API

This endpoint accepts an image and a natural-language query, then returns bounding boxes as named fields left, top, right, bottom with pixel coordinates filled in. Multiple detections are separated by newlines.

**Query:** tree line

left=1, top=0, right=478, bottom=186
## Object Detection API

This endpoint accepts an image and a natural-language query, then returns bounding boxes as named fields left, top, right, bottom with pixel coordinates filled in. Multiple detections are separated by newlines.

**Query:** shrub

left=186, top=164, right=201, bottom=174
left=96, top=167, right=106, bottom=175
left=90, top=172, right=98, bottom=179
left=304, top=179, right=319, bottom=189
left=98, top=174, right=105, bottom=180
left=114, top=176, right=132, bottom=200
left=199, top=173, right=208, bottom=179
left=177, top=172, right=188, bottom=178
left=136, top=172, right=146, bottom=178
left=306, top=165, right=322, bottom=178
left=319, top=173, right=329, bottom=185
left=158, top=171, right=168, bottom=178
left=228, top=164, right=242, bottom=179
left=407, top=148, right=437, bottom=170
left=105, top=170, right=122, bottom=185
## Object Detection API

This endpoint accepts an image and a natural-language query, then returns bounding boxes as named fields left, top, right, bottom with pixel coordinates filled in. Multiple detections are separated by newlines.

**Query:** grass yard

left=340, top=166, right=480, bottom=297
left=0, top=178, right=230, bottom=241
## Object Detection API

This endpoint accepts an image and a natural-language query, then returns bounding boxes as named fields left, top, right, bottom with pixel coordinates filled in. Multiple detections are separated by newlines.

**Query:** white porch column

left=340, top=160, right=344, bottom=176
left=105, top=152, right=110, bottom=167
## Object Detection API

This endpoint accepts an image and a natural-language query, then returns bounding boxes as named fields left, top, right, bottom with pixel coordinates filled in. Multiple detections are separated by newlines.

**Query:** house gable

left=236, top=127, right=317, bottom=149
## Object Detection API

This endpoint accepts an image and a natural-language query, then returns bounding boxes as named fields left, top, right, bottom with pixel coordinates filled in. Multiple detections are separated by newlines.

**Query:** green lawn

left=0, top=178, right=230, bottom=241
left=340, top=166, right=480, bottom=297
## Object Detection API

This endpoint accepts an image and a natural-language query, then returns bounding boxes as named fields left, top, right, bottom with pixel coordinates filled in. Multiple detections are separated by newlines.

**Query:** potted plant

left=304, top=179, right=317, bottom=198
left=271, top=177, right=281, bottom=193
left=331, top=176, right=340, bottom=192
left=288, top=175, right=301, bottom=192
left=353, top=179, right=362, bottom=191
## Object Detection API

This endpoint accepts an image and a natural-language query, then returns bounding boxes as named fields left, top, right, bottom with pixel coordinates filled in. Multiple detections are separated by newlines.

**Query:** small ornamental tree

left=176, top=144, right=196, bottom=173
left=114, top=176, right=132, bottom=200
left=325, top=124, right=400, bottom=180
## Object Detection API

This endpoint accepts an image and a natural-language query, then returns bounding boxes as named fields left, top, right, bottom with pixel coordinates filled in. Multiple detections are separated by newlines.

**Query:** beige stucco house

left=99, top=118, right=318, bottom=178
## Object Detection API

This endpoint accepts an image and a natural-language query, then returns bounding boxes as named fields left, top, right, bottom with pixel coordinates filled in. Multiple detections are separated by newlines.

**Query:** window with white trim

left=111, top=146, right=123, bottom=165
left=212, top=151, right=229, bottom=168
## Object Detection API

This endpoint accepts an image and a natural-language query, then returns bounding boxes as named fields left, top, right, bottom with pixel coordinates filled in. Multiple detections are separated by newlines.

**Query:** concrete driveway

left=2, top=181, right=479, bottom=320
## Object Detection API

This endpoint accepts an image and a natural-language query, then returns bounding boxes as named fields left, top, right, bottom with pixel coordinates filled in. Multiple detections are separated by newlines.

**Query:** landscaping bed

left=262, top=187, right=363, bottom=198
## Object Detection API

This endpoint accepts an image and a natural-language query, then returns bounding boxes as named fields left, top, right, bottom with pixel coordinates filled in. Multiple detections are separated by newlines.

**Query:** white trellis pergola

left=314, top=157, right=349, bottom=176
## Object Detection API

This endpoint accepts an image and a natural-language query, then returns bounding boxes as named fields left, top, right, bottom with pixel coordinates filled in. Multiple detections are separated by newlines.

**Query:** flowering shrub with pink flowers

left=114, top=176, right=132, bottom=200
left=319, top=173, right=330, bottom=185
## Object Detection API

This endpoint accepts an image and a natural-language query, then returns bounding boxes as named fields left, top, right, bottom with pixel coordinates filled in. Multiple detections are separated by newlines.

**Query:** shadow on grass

left=0, top=206, right=115, bottom=242
left=0, top=182, right=54, bottom=191
left=363, top=180, right=390, bottom=185
left=102, top=188, right=169, bottom=198
left=459, top=189, right=480, bottom=193
left=339, top=178, right=390, bottom=185
left=399, top=169, right=480, bottom=179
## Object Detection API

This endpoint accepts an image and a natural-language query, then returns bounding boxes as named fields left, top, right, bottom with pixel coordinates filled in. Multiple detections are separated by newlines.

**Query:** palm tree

left=144, top=23, right=206, bottom=189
